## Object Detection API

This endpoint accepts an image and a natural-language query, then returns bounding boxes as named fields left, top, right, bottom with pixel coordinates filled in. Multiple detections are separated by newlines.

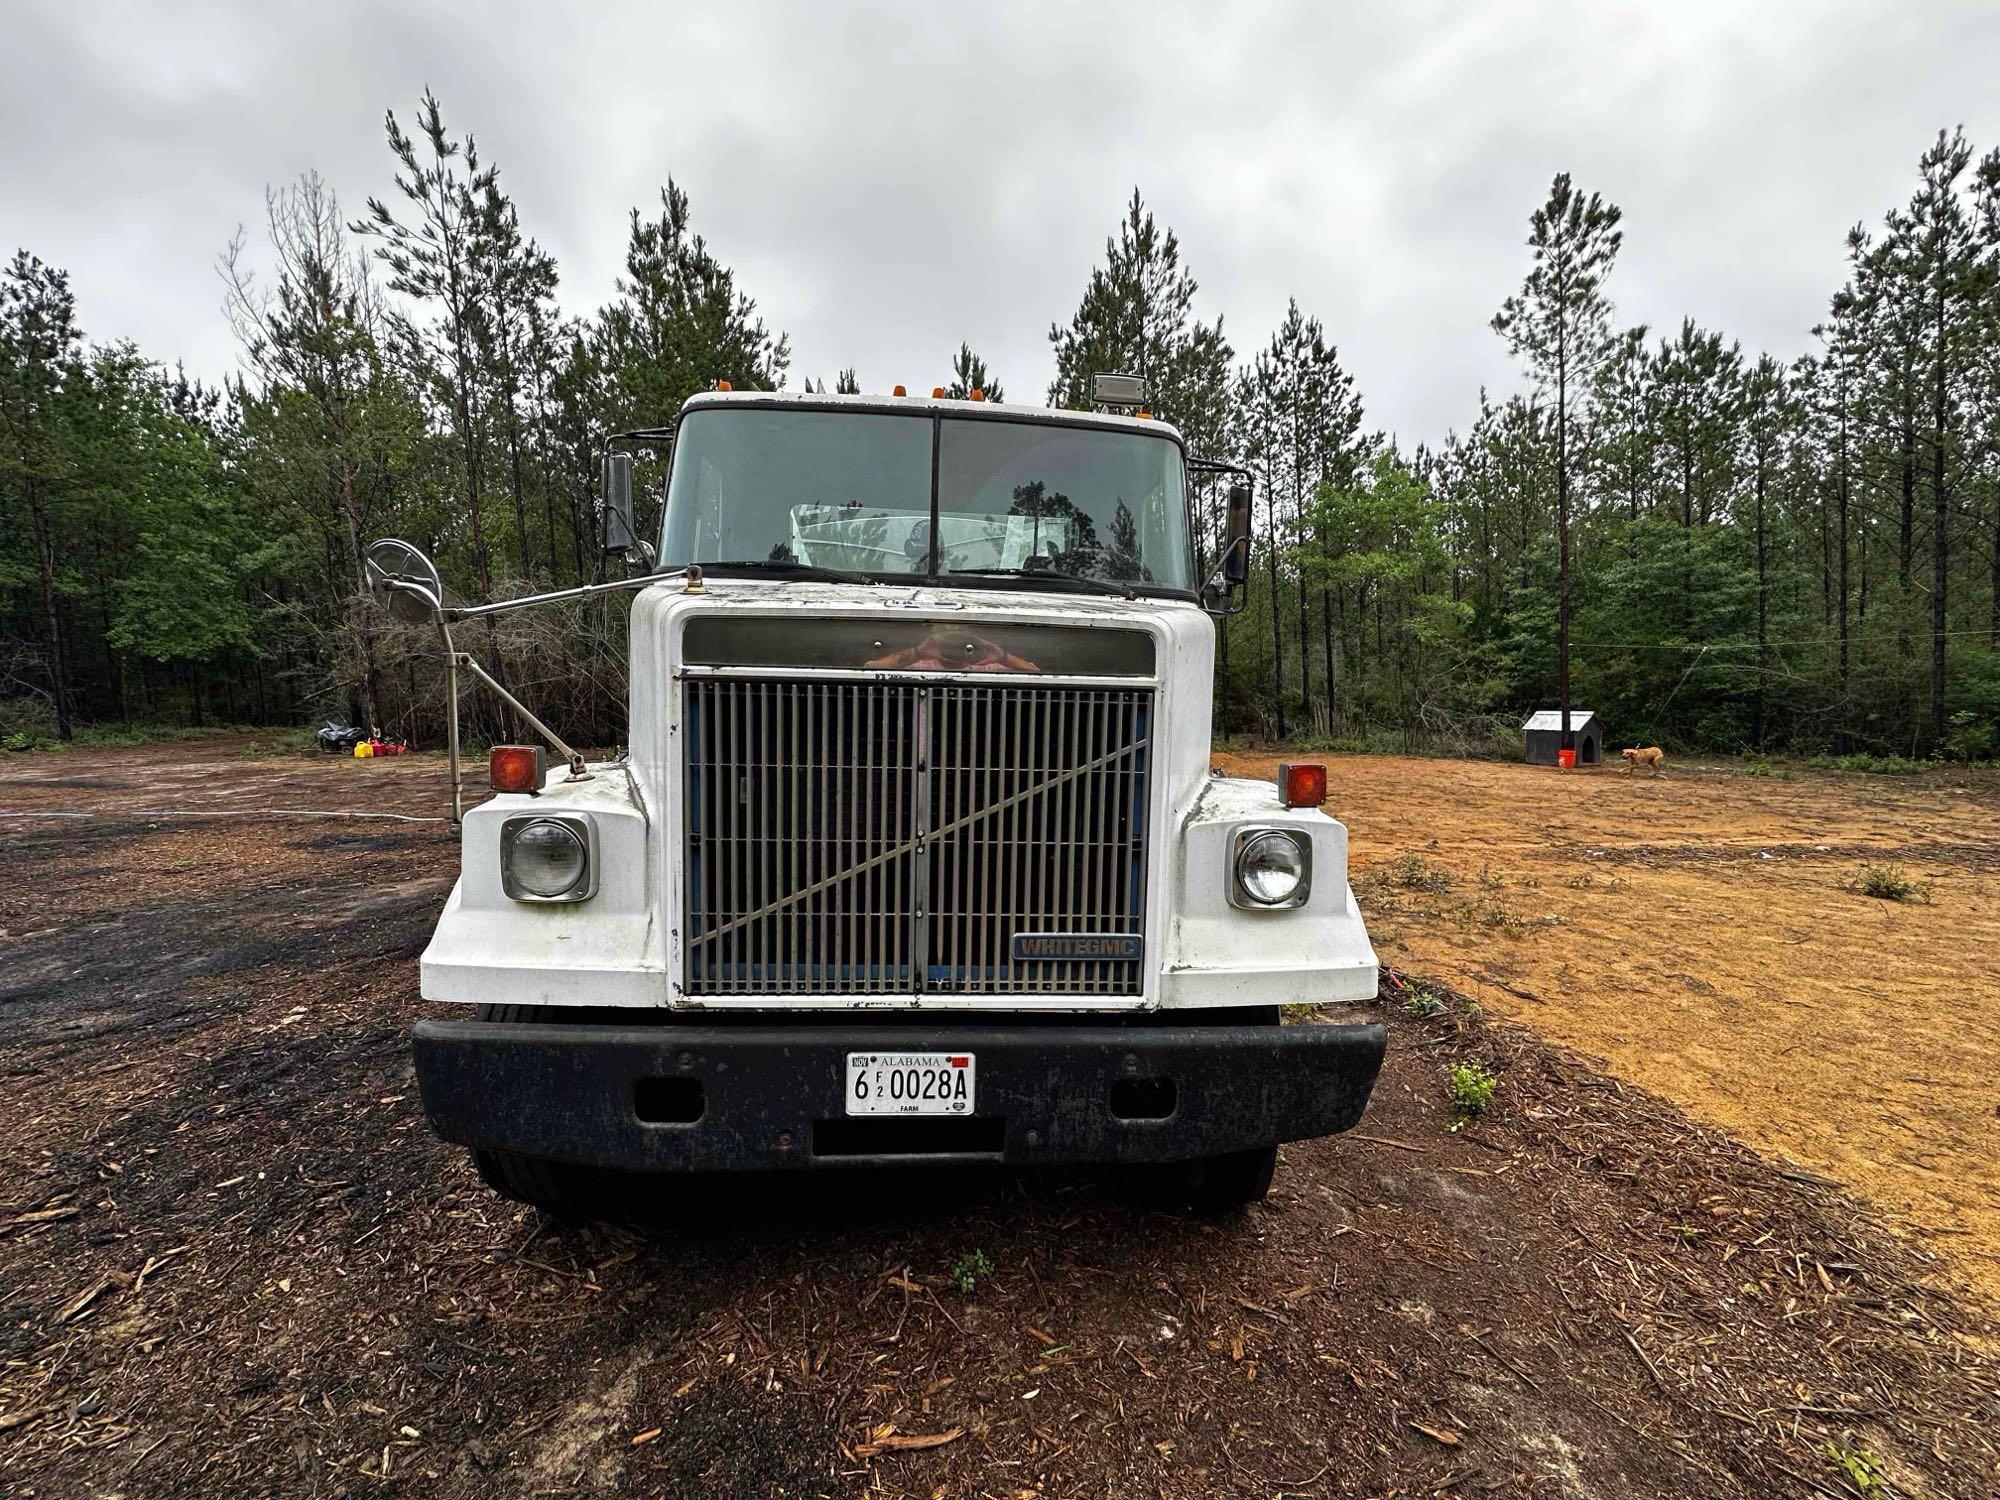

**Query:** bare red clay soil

left=1215, top=749, right=2000, bottom=1307
left=0, top=740, right=1995, bottom=1498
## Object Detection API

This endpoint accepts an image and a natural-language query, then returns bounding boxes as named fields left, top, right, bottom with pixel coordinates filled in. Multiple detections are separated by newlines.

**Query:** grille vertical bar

left=683, top=677, right=1152, bottom=997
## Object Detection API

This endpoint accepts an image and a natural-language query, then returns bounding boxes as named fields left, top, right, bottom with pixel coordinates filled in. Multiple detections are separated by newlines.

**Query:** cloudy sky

left=7, top=1, right=1998, bottom=447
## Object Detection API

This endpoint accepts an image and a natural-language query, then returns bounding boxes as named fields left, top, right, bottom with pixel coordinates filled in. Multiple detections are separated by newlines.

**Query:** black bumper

left=411, top=1017, right=1386, bottom=1172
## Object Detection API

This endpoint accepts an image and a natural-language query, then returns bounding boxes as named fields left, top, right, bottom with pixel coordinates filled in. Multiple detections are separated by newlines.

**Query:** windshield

left=659, top=406, right=1192, bottom=591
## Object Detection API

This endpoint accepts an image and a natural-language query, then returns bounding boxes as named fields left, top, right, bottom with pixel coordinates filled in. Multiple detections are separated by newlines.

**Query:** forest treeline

left=4, top=92, right=1998, bottom=759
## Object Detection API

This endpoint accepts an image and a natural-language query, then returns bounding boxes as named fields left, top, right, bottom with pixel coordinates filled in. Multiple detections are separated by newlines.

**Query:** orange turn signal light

left=1277, top=761, right=1327, bottom=809
left=892, top=384, right=907, bottom=396
left=489, top=744, right=545, bottom=795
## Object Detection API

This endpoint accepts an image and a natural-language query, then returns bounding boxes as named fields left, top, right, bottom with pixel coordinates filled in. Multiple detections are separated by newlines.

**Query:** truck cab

left=407, top=387, right=1383, bottom=1214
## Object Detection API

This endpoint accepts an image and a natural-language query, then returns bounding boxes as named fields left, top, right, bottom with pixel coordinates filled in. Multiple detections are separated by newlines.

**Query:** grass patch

left=6, top=722, right=303, bottom=753
left=1850, top=864, right=1925, bottom=902
left=1372, top=854, right=1457, bottom=895
left=1809, top=752, right=1931, bottom=775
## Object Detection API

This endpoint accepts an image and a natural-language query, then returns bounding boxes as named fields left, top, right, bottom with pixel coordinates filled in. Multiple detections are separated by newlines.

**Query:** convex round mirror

left=364, top=538, right=444, bottom=623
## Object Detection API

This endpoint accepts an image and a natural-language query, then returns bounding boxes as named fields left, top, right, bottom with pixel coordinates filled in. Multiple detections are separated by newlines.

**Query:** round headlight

left=507, top=819, right=587, bottom=898
left=1235, top=831, right=1306, bottom=906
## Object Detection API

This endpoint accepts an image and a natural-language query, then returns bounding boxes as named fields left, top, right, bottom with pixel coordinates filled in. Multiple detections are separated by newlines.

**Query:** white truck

left=368, top=377, right=1383, bottom=1216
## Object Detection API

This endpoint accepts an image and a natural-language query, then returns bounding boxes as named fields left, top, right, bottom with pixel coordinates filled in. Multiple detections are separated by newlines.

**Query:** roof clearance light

left=1135, top=410, right=1151, bottom=420
left=969, top=389, right=985, bottom=402
left=715, top=379, right=733, bottom=392
left=1277, top=761, right=1328, bottom=809
left=932, top=386, right=945, bottom=398
left=489, top=744, right=546, bottom=795
left=1091, top=372, right=1148, bottom=408
left=893, top=384, right=906, bottom=396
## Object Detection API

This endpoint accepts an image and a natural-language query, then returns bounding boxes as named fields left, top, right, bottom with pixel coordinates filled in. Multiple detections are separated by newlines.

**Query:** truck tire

left=1180, top=1145, right=1278, bottom=1214
left=468, top=1004, right=597, bottom=1221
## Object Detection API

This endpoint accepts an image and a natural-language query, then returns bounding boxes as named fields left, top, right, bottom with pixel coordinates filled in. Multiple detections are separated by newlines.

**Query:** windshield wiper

left=946, top=566, right=1138, bottom=601
left=699, top=559, right=882, bottom=585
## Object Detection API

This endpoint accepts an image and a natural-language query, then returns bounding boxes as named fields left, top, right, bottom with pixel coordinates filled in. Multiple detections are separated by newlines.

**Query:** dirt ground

left=1215, top=749, right=2000, bottom=1307
left=1, top=741, right=1997, bottom=1498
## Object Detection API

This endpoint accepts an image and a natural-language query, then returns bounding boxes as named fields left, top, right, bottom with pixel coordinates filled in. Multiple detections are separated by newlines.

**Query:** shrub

left=1401, top=988, right=1447, bottom=1020
left=949, top=1249, right=994, bottom=1295
left=1826, top=1443, right=1885, bottom=1496
left=1447, top=1060, right=1497, bottom=1121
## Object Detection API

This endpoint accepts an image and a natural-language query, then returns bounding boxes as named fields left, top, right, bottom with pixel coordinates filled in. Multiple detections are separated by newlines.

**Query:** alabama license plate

left=845, top=1052, right=976, bottom=1116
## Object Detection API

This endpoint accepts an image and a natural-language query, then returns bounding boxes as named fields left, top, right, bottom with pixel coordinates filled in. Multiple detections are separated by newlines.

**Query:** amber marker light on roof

left=969, top=389, right=985, bottom=402
left=490, top=744, right=546, bottom=795
left=1277, top=762, right=1329, bottom=809
left=932, top=386, right=945, bottom=398
left=892, top=384, right=906, bottom=396
left=715, top=379, right=733, bottom=392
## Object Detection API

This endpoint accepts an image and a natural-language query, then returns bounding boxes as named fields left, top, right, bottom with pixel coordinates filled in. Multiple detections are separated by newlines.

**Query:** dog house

left=1522, top=709, right=1603, bottom=766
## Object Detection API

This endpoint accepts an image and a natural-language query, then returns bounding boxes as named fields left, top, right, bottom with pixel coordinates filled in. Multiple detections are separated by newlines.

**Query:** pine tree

left=1493, top=174, right=1623, bottom=752
left=1901, top=129, right=1987, bottom=746
left=946, top=344, right=1001, bottom=401
left=598, top=181, right=790, bottom=430
left=1047, top=190, right=1231, bottom=454
left=0, top=252, right=85, bottom=737
left=354, top=90, right=502, bottom=602
left=224, top=173, right=408, bottom=726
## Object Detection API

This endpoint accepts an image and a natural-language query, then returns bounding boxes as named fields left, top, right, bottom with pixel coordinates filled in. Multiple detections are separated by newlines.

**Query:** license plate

left=845, top=1052, right=976, bottom=1116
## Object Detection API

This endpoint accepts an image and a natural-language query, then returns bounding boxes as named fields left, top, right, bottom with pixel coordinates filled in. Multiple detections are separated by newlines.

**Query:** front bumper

left=412, top=1017, right=1386, bottom=1171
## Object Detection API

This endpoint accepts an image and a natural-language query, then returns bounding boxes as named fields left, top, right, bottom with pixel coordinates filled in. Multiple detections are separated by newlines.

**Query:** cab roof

left=679, top=388, right=1187, bottom=447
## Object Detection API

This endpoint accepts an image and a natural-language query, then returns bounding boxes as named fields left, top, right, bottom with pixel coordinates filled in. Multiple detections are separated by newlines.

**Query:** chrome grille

left=683, top=678, right=1152, bottom=996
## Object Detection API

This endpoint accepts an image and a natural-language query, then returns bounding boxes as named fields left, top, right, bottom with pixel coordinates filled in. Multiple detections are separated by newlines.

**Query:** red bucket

left=1557, top=748, right=1577, bottom=770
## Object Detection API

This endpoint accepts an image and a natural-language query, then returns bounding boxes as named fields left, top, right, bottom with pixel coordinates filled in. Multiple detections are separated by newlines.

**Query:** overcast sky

left=7, top=1, right=1999, bottom=447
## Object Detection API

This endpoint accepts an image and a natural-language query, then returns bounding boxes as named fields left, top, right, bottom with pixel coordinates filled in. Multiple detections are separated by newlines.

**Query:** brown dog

left=1620, top=746, right=1666, bottom=777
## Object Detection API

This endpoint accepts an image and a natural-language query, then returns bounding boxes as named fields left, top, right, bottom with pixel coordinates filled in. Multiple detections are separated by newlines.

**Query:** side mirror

left=601, top=452, right=638, bottom=555
left=363, top=538, right=444, bottom=623
left=1222, top=482, right=1252, bottom=584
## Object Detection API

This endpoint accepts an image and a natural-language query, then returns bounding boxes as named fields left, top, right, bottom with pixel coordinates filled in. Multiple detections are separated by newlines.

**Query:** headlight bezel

left=500, top=814, right=597, bottom=903
left=1228, top=825, right=1313, bottom=910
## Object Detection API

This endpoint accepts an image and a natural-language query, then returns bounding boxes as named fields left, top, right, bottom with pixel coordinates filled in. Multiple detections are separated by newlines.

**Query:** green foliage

left=949, top=1249, right=994, bottom=1295
left=1852, top=864, right=1920, bottom=901
left=1374, top=854, right=1457, bottom=895
left=1825, top=1442, right=1886, bottom=1496
left=1401, top=987, right=1448, bottom=1020
left=7, top=118, right=2000, bottom=763
left=945, top=343, right=1001, bottom=402
left=1446, top=1061, right=1498, bottom=1122
left=1047, top=189, right=1231, bottom=455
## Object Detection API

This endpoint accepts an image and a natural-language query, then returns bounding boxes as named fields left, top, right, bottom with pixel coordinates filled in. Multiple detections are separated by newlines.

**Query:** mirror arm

left=438, top=617, right=464, bottom=827
left=440, top=567, right=685, bottom=623
left=448, top=649, right=591, bottom=782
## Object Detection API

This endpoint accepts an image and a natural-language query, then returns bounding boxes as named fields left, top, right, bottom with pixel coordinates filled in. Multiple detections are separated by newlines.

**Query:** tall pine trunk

left=1929, top=285, right=1948, bottom=749
left=28, top=487, right=74, bottom=740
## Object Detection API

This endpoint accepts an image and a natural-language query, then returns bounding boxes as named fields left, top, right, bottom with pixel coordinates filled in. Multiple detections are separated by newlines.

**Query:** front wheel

left=1179, top=1145, right=1278, bottom=1214
left=472, top=1146, right=600, bottom=1220
left=469, top=1002, right=598, bottom=1220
